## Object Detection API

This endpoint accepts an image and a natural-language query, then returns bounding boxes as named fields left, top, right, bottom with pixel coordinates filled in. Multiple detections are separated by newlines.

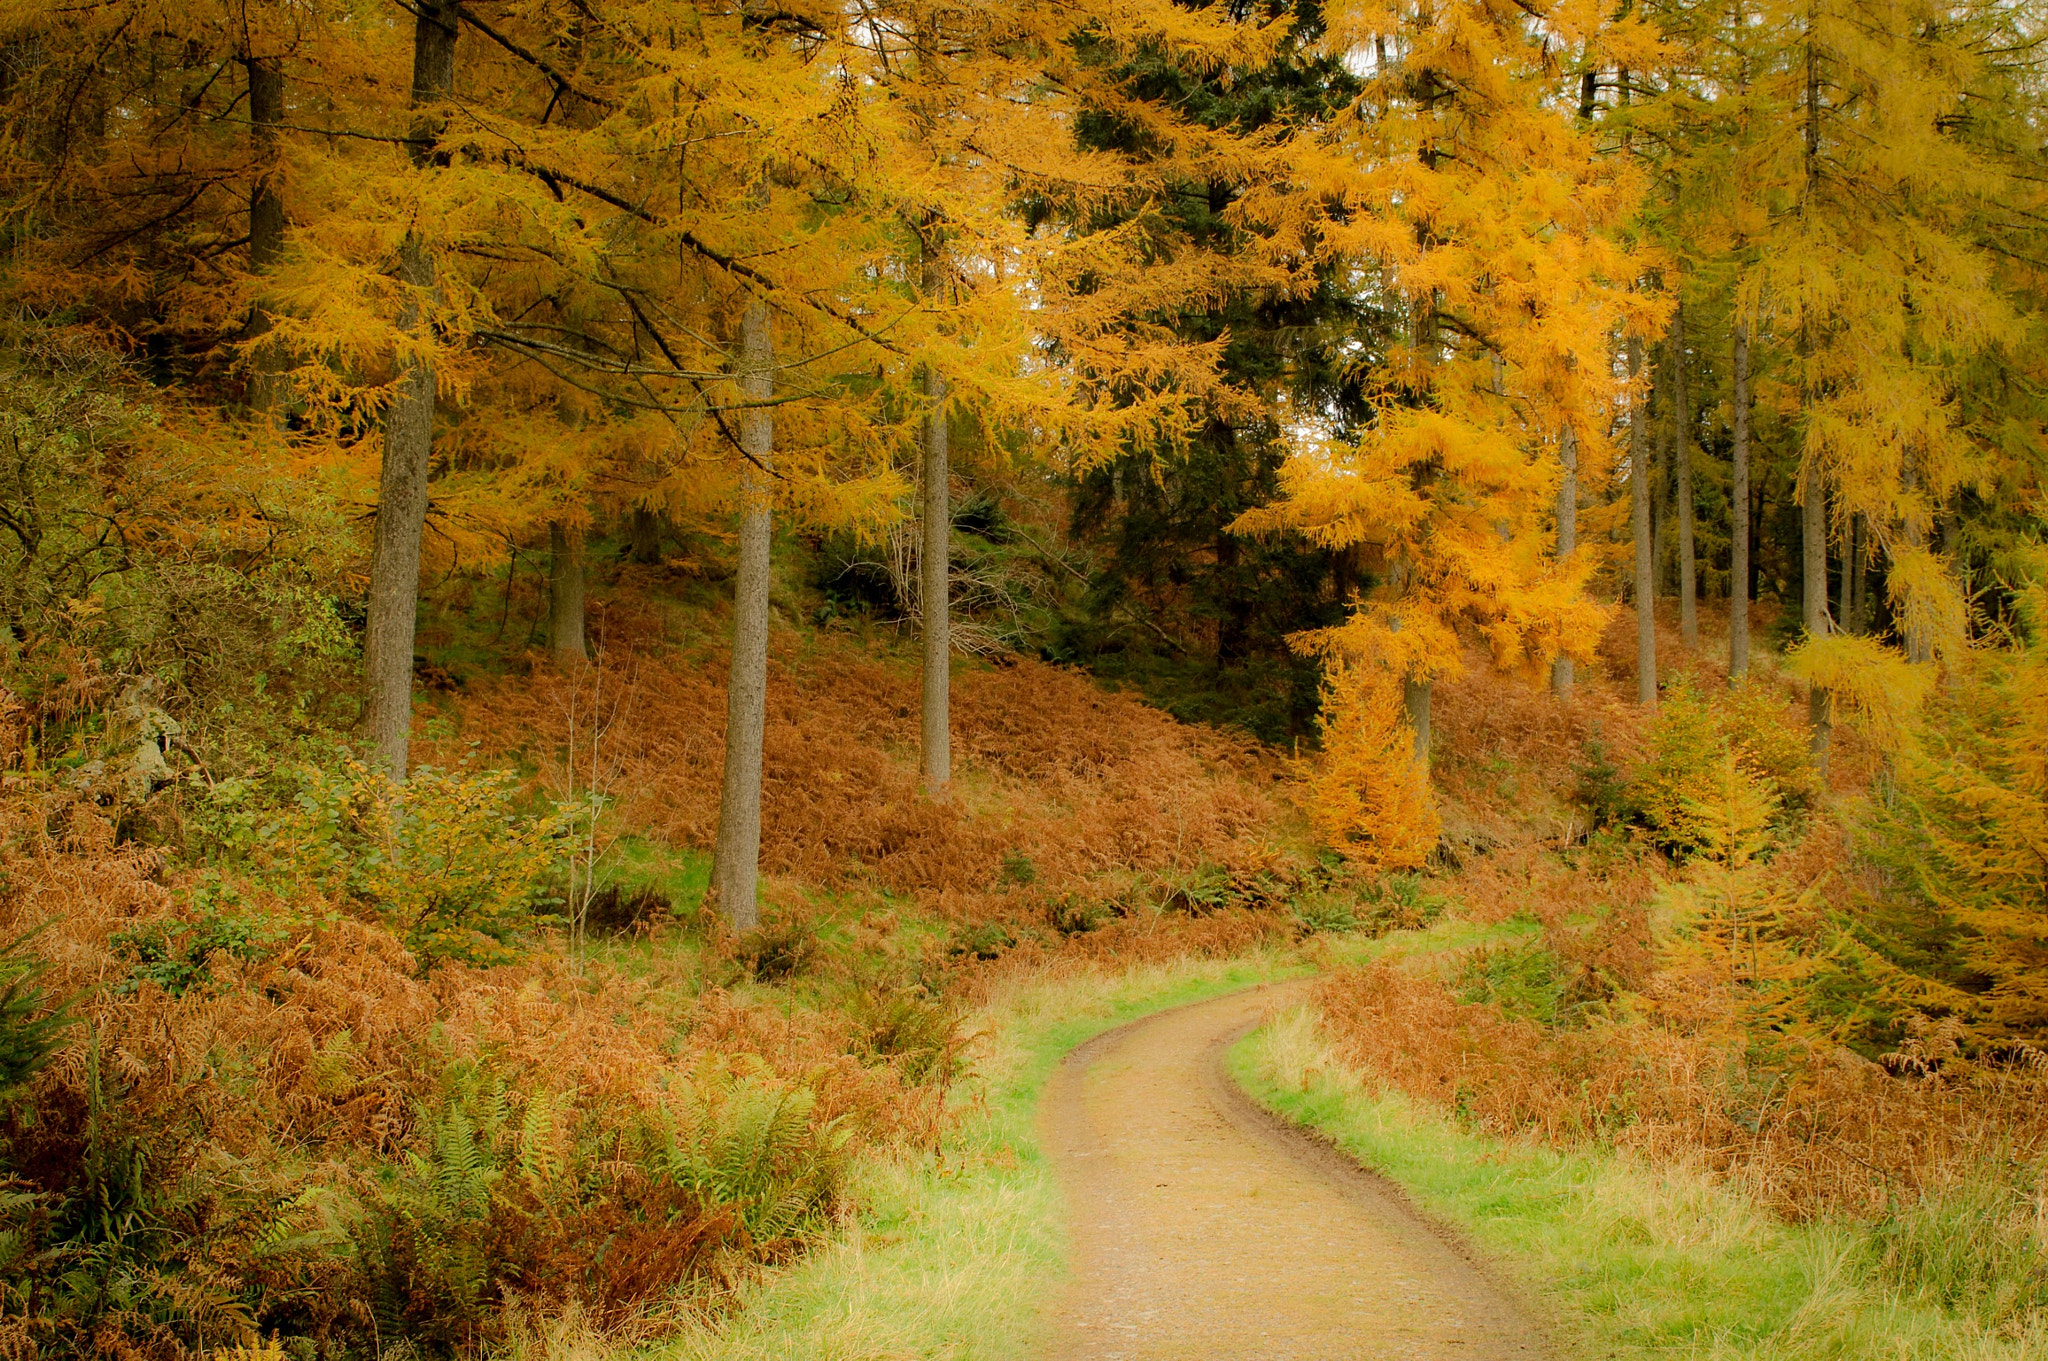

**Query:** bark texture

left=712, top=299, right=774, bottom=931
left=1802, top=469, right=1832, bottom=777
left=1404, top=678, right=1432, bottom=769
left=1673, top=306, right=1698, bottom=648
left=920, top=361, right=951, bottom=793
left=1629, top=336, right=1657, bottom=707
left=548, top=521, right=587, bottom=663
left=244, top=54, right=286, bottom=418
left=1848, top=515, right=1867, bottom=634
left=1552, top=426, right=1577, bottom=696
left=1838, top=511, right=1854, bottom=636
left=628, top=506, right=663, bottom=564
left=1729, top=322, right=1752, bottom=680
left=363, top=0, right=456, bottom=781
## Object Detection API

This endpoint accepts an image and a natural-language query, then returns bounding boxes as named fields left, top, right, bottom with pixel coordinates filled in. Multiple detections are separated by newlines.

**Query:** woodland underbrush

left=0, top=593, right=1366, bottom=1359
left=0, top=780, right=969, bottom=1360
left=1301, top=649, right=2048, bottom=1339
left=422, top=623, right=1359, bottom=968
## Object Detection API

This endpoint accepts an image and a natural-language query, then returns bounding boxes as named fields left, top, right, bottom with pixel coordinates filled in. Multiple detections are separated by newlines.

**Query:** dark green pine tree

left=1054, top=1, right=1400, bottom=742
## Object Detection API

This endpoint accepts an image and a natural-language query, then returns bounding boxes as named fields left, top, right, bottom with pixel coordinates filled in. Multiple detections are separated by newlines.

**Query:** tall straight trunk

left=1849, top=514, right=1867, bottom=634
left=712, top=299, right=774, bottom=932
left=1400, top=283, right=1440, bottom=769
left=1899, top=458, right=1934, bottom=662
left=1729, top=321, right=1752, bottom=681
left=920, top=357, right=950, bottom=793
left=1629, top=335, right=1657, bottom=706
left=244, top=54, right=286, bottom=418
left=1752, top=469, right=1768, bottom=603
left=1673, top=304, right=1697, bottom=648
left=1802, top=469, right=1832, bottom=777
left=1838, top=507, right=1855, bottom=636
left=1653, top=380, right=1674, bottom=598
left=1799, top=9, right=1830, bottom=778
left=364, top=0, right=456, bottom=781
left=547, top=521, right=586, bottom=663
left=1552, top=425, right=1577, bottom=696
left=1216, top=527, right=1251, bottom=663
left=1404, top=678, right=1432, bottom=768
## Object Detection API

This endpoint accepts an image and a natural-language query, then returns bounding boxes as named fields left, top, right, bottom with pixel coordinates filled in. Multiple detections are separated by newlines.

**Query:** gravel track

left=1039, top=983, right=1547, bottom=1360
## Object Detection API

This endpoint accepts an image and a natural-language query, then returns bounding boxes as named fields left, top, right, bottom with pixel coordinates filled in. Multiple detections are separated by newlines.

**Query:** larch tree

left=1233, top=0, right=1663, bottom=848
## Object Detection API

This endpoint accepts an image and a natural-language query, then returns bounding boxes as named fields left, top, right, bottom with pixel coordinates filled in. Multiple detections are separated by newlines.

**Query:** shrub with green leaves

left=1623, top=681, right=1816, bottom=856
left=200, top=759, right=567, bottom=969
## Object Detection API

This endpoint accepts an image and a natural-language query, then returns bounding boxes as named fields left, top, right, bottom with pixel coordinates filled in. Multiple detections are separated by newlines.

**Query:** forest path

left=1038, top=983, right=1546, bottom=1361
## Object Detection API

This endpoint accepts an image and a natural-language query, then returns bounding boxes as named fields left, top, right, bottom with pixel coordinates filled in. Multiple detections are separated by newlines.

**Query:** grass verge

left=637, top=951, right=1312, bottom=1361
left=1229, top=1005, right=2048, bottom=1361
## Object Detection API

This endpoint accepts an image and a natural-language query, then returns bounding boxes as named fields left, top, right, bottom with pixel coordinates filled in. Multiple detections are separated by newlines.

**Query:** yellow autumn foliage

left=1305, top=663, right=1439, bottom=870
left=1783, top=633, right=1936, bottom=753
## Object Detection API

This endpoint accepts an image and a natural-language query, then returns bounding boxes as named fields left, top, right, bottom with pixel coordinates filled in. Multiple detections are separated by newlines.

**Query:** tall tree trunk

left=1729, top=320, right=1752, bottom=681
left=1672, top=302, right=1697, bottom=647
left=1802, top=468, right=1832, bottom=778
left=920, top=359, right=950, bottom=793
left=1216, top=528, right=1252, bottom=664
left=1849, top=514, right=1867, bottom=634
left=244, top=54, right=285, bottom=419
left=548, top=521, right=587, bottom=663
left=1630, top=335, right=1657, bottom=707
left=712, top=299, right=774, bottom=932
left=1404, top=677, right=1432, bottom=768
left=1799, top=9, right=1830, bottom=778
left=1552, top=425, right=1577, bottom=696
left=363, top=0, right=456, bottom=782
left=918, top=221, right=952, bottom=794
left=1838, top=505, right=1855, bottom=636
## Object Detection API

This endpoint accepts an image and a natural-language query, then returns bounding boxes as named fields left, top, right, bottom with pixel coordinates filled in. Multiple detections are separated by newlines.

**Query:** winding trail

left=1039, top=984, right=1546, bottom=1361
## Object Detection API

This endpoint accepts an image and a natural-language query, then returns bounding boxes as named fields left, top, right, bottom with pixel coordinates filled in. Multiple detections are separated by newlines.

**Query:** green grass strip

left=647, top=952, right=1308, bottom=1360
left=1228, top=1005, right=2048, bottom=1361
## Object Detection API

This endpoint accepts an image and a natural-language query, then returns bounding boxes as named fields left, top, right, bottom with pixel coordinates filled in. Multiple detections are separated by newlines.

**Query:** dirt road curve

left=1039, top=985, right=1546, bottom=1361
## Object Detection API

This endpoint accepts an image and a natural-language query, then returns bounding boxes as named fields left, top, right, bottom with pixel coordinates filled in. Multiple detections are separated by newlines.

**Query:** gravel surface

left=1039, top=983, right=1547, bottom=1360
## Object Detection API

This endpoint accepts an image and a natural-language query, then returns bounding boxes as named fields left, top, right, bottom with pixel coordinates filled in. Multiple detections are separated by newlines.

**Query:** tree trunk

left=1404, top=677, right=1431, bottom=769
left=1799, top=18, right=1830, bottom=778
left=244, top=54, right=286, bottom=419
left=1802, top=466, right=1832, bottom=778
left=917, top=222, right=952, bottom=794
left=363, top=0, right=456, bottom=782
left=628, top=506, right=663, bottom=564
left=920, top=359, right=950, bottom=793
left=1552, top=425, right=1577, bottom=696
left=1900, top=460, right=1933, bottom=663
left=1729, top=320, right=1751, bottom=681
left=712, top=298, right=774, bottom=932
left=1751, top=468, right=1767, bottom=604
left=1653, top=354, right=1674, bottom=599
left=1849, top=514, right=1867, bottom=634
left=548, top=521, right=587, bottom=663
left=1672, top=303, right=1697, bottom=647
left=1838, top=506, right=1855, bottom=637
left=1629, top=335, right=1657, bottom=707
